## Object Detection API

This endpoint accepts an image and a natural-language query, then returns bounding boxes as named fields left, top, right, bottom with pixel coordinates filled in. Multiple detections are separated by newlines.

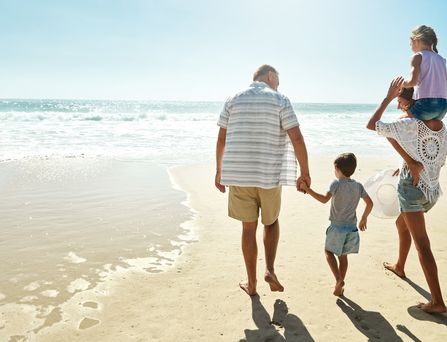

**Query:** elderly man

left=215, top=64, right=310, bottom=296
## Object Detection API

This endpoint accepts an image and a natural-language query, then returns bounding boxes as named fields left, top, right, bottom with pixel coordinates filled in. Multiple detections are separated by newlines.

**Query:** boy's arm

left=304, top=187, right=332, bottom=204
left=403, top=54, right=422, bottom=88
left=358, top=195, right=373, bottom=231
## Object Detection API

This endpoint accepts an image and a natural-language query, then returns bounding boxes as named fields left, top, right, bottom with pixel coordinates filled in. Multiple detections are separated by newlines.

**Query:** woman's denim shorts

left=397, top=178, right=436, bottom=213
left=410, top=98, right=447, bottom=121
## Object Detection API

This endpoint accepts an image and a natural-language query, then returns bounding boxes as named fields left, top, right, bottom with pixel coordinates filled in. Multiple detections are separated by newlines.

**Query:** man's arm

left=287, top=126, right=310, bottom=191
left=215, top=127, right=226, bottom=193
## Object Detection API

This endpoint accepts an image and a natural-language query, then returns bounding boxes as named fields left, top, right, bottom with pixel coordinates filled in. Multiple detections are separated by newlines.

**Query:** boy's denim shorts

left=397, top=178, right=436, bottom=213
left=325, top=224, right=359, bottom=257
left=410, top=98, right=447, bottom=121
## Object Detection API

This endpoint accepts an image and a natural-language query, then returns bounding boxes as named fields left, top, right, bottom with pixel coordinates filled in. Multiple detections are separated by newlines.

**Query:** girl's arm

left=402, top=54, right=422, bottom=88
left=366, top=77, right=404, bottom=130
left=358, top=195, right=373, bottom=231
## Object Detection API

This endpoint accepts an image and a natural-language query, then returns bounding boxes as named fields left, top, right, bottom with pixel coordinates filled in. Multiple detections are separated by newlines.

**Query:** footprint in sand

left=79, top=317, right=100, bottom=330
left=40, top=290, right=59, bottom=298
left=82, top=301, right=99, bottom=309
left=23, top=281, right=41, bottom=291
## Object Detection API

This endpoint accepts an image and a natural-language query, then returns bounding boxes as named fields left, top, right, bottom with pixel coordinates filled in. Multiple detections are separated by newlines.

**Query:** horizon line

left=0, top=97, right=381, bottom=106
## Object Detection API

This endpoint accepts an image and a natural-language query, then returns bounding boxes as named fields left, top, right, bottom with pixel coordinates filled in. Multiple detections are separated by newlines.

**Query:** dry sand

left=3, top=157, right=447, bottom=341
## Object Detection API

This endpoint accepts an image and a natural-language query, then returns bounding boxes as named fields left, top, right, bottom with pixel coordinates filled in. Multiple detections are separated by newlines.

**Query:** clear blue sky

left=1, top=0, right=446, bottom=103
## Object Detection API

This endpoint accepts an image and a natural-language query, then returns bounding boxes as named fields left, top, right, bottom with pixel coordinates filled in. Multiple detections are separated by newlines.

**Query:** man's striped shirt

left=218, top=82, right=299, bottom=188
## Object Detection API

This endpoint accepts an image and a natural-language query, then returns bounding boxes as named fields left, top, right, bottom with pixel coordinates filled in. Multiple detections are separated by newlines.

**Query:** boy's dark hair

left=334, top=153, right=357, bottom=177
left=399, top=87, right=414, bottom=101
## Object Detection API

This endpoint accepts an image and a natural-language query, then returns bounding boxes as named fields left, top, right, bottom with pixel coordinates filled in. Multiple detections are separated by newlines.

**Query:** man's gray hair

left=253, top=64, right=278, bottom=81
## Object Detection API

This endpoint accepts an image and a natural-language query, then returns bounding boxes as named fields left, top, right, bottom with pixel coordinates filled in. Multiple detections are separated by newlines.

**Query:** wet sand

left=2, top=156, right=447, bottom=341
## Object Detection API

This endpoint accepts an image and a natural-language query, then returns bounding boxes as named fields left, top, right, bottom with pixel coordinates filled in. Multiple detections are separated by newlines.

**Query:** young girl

left=402, top=25, right=447, bottom=121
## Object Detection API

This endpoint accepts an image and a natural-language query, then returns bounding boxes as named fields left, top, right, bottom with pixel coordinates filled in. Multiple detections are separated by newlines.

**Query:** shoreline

left=2, top=156, right=446, bottom=341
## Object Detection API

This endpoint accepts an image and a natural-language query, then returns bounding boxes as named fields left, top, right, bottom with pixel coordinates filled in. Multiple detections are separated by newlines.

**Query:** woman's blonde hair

left=411, top=25, right=438, bottom=53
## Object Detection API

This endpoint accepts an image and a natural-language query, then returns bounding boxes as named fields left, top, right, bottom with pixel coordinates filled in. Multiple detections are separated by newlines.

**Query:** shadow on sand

left=401, top=277, right=447, bottom=325
left=337, top=296, right=404, bottom=341
left=240, top=295, right=314, bottom=342
left=403, top=277, right=431, bottom=301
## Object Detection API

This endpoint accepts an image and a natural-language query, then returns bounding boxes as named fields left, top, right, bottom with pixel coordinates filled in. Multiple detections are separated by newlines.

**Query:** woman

left=367, top=77, right=447, bottom=314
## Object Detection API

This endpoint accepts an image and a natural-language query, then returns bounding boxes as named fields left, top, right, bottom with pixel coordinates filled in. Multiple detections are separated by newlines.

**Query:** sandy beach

left=1, top=156, right=444, bottom=341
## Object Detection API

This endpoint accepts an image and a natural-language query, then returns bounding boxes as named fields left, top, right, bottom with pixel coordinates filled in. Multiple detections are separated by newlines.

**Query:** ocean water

left=0, top=99, right=400, bottom=164
left=0, top=99, right=401, bottom=335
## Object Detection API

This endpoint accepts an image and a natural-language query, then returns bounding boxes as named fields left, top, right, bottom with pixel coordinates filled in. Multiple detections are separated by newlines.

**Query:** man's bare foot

left=417, top=301, right=447, bottom=314
left=239, top=280, right=257, bottom=296
left=383, top=262, right=406, bottom=278
left=264, top=271, right=284, bottom=292
left=333, top=280, right=345, bottom=297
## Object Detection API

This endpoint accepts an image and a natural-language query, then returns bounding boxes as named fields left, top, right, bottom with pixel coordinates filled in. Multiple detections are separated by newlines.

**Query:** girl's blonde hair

left=411, top=25, right=438, bottom=53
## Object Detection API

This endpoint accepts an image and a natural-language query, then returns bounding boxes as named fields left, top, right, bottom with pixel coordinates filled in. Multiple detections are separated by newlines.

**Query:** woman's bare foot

left=383, top=262, right=406, bottom=278
left=264, top=271, right=284, bottom=292
left=333, top=280, right=345, bottom=297
left=239, top=280, right=257, bottom=296
left=417, top=301, right=447, bottom=314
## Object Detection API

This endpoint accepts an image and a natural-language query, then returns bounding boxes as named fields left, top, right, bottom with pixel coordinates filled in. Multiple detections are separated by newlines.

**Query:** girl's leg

left=384, top=214, right=411, bottom=278
left=402, top=212, right=446, bottom=313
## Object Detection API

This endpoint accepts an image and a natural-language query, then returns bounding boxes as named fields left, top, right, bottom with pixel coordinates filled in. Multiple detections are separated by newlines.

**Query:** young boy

left=301, top=153, right=373, bottom=296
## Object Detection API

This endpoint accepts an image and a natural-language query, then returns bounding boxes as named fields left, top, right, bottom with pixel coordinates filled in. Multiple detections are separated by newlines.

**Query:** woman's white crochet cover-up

left=376, top=118, right=447, bottom=201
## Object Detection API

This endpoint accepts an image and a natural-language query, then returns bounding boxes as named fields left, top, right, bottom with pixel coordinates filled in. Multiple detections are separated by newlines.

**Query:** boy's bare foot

left=417, top=301, right=447, bottom=314
left=333, top=280, right=345, bottom=297
left=239, top=280, right=257, bottom=296
left=264, top=271, right=284, bottom=292
left=383, top=262, right=406, bottom=278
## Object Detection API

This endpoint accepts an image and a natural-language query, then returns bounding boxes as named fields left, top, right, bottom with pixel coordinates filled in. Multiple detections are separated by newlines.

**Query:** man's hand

left=215, top=171, right=226, bottom=193
left=296, top=174, right=311, bottom=193
left=299, top=180, right=309, bottom=193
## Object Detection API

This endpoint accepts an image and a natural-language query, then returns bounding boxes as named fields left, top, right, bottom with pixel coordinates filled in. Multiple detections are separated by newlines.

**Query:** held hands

left=386, top=77, right=404, bottom=100
left=215, top=171, right=226, bottom=193
left=296, top=174, right=311, bottom=193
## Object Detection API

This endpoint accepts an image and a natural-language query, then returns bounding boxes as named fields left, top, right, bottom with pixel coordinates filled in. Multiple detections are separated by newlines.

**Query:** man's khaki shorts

left=228, top=186, right=281, bottom=225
